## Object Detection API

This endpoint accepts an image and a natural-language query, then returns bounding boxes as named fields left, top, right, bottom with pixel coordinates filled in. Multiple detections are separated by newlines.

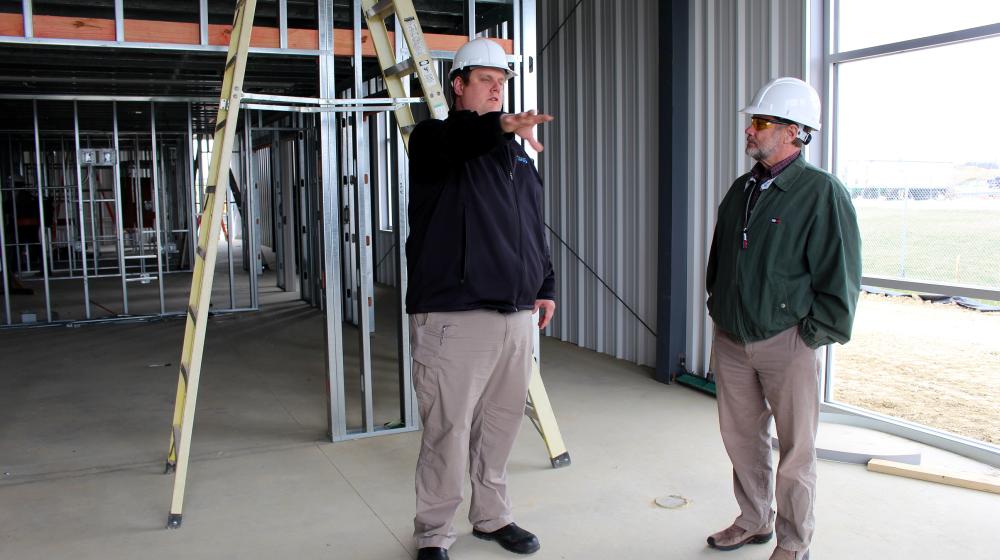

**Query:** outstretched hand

left=501, top=110, right=554, bottom=152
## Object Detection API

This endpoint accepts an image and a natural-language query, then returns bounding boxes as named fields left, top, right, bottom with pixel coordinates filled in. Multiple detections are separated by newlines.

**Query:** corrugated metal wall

left=685, top=0, right=810, bottom=376
left=538, top=0, right=659, bottom=367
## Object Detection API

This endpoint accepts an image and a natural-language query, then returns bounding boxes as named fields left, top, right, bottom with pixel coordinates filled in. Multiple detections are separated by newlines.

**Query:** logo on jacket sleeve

left=515, top=155, right=530, bottom=165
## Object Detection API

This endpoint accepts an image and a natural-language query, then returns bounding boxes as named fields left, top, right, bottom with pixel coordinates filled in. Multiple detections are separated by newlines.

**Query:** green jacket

left=706, top=154, right=862, bottom=348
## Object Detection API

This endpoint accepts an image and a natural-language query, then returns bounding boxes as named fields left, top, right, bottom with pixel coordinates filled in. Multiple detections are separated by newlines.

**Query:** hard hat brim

left=450, top=64, right=517, bottom=79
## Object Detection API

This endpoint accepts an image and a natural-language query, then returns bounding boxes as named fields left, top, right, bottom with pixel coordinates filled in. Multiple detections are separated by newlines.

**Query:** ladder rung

left=187, top=305, right=197, bottom=324
left=524, top=406, right=538, bottom=422
left=365, top=0, right=395, bottom=19
left=180, top=362, right=189, bottom=384
left=383, top=58, right=416, bottom=79
left=215, top=119, right=227, bottom=132
left=196, top=246, right=207, bottom=259
left=400, top=124, right=416, bottom=135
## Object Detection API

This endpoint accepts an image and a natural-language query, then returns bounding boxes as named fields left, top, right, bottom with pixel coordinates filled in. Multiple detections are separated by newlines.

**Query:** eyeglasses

left=748, top=116, right=791, bottom=131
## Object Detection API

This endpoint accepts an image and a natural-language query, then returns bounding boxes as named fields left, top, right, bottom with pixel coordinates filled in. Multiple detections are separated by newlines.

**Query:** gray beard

left=746, top=145, right=767, bottom=162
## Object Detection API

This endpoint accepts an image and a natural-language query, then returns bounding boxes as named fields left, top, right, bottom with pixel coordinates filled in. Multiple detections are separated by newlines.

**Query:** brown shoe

left=769, top=546, right=810, bottom=560
left=707, top=523, right=774, bottom=551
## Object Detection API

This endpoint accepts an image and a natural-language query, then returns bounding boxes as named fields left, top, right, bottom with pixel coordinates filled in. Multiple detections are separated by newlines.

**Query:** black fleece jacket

left=405, top=110, right=556, bottom=314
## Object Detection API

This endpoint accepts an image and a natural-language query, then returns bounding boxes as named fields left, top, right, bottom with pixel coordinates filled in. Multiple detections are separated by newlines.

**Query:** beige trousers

left=410, top=309, right=533, bottom=549
left=713, top=325, right=822, bottom=553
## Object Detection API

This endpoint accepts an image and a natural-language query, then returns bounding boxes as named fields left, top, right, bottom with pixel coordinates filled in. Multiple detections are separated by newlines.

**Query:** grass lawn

left=856, top=200, right=1000, bottom=290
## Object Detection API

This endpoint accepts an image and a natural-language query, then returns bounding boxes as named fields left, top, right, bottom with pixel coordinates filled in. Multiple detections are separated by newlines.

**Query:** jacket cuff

left=483, top=111, right=516, bottom=140
left=537, top=276, right=556, bottom=301
left=798, top=320, right=826, bottom=349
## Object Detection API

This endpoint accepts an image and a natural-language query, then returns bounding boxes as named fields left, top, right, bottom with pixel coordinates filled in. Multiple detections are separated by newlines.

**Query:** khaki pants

left=410, top=309, right=533, bottom=549
left=713, top=325, right=821, bottom=553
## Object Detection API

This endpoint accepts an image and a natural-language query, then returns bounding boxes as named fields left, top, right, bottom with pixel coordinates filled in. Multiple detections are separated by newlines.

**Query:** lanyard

left=741, top=177, right=774, bottom=249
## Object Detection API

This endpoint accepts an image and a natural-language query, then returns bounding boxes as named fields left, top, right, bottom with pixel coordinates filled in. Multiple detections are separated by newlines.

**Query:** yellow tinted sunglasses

left=749, top=116, right=792, bottom=131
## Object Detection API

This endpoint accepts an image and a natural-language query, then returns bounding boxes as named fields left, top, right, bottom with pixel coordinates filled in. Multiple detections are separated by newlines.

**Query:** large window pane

left=837, top=0, right=1000, bottom=52
left=832, top=34, right=1000, bottom=448
left=836, top=36, right=1000, bottom=290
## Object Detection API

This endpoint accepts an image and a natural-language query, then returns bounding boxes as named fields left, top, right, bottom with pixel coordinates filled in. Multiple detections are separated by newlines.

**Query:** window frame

left=818, top=0, right=1000, bottom=467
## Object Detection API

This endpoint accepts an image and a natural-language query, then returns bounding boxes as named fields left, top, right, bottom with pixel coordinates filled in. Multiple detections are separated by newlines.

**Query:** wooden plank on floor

left=867, top=459, right=1000, bottom=494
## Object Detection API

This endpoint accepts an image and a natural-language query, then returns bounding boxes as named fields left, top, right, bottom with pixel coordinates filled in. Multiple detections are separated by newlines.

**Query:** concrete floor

left=1, top=285, right=999, bottom=559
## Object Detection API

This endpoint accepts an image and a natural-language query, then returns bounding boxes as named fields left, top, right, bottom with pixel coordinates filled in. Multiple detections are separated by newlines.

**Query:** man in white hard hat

left=405, top=37, right=555, bottom=560
left=705, top=77, right=861, bottom=560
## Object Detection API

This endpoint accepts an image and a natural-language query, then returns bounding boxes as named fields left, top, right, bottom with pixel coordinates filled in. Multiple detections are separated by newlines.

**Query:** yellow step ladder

left=526, top=358, right=571, bottom=467
left=361, top=0, right=448, bottom=146
left=361, top=0, right=570, bottom=468
left=164, top=0, right=258, bottom=529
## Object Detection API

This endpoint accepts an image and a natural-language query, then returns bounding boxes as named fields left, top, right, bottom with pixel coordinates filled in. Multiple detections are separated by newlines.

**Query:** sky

left=834, top=1, right=1000, bottom=169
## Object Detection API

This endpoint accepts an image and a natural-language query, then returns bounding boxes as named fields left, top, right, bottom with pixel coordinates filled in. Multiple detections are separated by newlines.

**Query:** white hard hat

left=740, top=77, right=821, bottom=131
left=451, top=38, right=516, bottom=79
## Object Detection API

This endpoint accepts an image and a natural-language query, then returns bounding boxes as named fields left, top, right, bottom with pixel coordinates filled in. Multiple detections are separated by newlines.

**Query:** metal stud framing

left=318, top=0, right=348, bottom=440
left=0, top=137, right=11, bottom=324
left=31, top=100, right=52, bottom=321
left=1, top=95, right=265, bottom=327
left=73, top=102, right=92, bottom=319
left=3, top=1, right=541, bottom=453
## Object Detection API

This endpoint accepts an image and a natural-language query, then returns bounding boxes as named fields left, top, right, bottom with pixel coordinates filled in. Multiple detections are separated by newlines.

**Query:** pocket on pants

left=409, top=314, right=440, bottom=368
left=418, top=312, right=502, bottom=357
left=411, top=358, right=440, bottom=411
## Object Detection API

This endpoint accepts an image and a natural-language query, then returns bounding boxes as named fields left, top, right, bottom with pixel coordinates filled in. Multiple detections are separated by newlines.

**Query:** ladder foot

left=166, top=513, right=183, bottom=529
left=550, top=452, right=571, bottom=469
left=164, top=461, right=176, bottom=474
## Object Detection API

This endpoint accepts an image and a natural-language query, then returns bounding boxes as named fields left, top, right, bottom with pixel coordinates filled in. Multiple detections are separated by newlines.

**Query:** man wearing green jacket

left=705, top=77, right=861, bottom=560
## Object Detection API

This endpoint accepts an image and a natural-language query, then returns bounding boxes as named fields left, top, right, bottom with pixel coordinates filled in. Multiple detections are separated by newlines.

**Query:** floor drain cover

left=655, top=494, right=691, bottom=509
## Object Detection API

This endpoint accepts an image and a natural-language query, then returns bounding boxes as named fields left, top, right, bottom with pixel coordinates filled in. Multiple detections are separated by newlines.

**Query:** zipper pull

left=742, top=229, right=748, bottom=249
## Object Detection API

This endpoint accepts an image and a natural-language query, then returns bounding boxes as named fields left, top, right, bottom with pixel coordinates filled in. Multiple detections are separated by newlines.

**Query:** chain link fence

left=851, top=182, right=1000, bottom=292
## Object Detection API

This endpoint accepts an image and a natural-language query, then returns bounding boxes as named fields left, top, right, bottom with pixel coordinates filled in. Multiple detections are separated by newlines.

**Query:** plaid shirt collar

left=750, top=150, right=801, bottom=184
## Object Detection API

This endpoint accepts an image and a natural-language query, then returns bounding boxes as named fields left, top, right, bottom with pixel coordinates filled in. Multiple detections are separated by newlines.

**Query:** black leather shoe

left=416, top=547, right=449, bottom=560
left=472, top=523, right=540, bottom=555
